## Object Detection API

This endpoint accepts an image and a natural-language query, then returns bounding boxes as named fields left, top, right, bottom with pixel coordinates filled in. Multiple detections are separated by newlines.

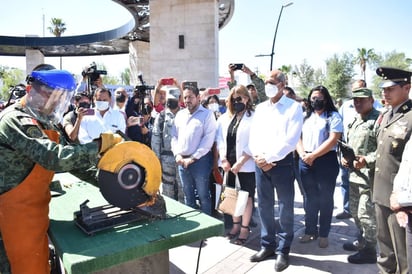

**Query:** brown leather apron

left=0, top=130, right=59, bottom=274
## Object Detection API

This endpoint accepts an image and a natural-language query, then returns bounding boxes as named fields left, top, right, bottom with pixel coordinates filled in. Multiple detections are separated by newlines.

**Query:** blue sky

left=1, top=0, right=412, bottom=81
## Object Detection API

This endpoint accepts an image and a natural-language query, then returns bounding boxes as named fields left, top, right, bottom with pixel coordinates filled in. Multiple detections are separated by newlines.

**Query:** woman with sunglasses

left=216, top=85, right=255, bottom=245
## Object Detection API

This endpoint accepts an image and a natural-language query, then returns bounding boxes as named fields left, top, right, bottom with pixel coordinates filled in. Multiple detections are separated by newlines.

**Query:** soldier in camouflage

left=341, top=88, right=379, bottom=264
left=0, top=69, right=121, bottom=274
left=151, top=87, right=184, bottom=203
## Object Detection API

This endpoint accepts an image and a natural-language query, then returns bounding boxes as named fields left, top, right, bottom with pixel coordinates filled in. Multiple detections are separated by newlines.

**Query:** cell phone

left=231, top=63, right=244, bottom=70
left=208, top=88, right=221, bottom=95
left=182, top=81, right=198, bottom=90
left=160, top=78, right=174, bottom=85
left=85, top=109, right=95, bottom=116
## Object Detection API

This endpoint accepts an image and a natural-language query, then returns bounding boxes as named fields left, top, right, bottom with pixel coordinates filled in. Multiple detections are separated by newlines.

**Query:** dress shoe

left=250, top=248, right=275, bottom=262
left=336, top=211, right=352, bottom=219
left=319, top=237, right=329, bottom=248
left=275, top=254, right=289, bottom=272
left=299, top=234, right=317, bottom=243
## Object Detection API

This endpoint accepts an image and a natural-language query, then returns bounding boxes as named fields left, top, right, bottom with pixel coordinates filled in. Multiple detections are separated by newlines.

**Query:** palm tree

left=48, top=18, right=66, bottom=69
left=355, top=48, right=379, bottom=81
left=47, top=18, right=66, bottom=37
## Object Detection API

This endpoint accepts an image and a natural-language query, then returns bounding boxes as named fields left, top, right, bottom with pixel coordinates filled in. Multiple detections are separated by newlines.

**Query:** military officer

left=341, top=88, right=379, bottom=264
left=373, top=67, right=412, bottom=274
left=0, top=69, right=122, bottom=274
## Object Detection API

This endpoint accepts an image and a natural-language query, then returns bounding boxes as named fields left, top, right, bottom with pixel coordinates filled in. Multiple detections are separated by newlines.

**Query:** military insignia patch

left=18, top=116, right=38, bottom=126
left=26, top=126, right=44, bottom=138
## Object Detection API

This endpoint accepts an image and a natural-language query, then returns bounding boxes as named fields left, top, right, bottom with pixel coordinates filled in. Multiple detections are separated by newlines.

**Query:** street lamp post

left=255, top=2, right=293, bottom=71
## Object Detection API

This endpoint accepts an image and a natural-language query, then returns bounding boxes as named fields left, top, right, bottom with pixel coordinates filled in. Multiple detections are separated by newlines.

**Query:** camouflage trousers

left=160, top=155, right=184, bottom=203
left=349, top=182, right=377, bottom=246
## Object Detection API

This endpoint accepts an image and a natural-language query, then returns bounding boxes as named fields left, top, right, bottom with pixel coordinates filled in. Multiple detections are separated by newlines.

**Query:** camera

left=82, top=62, right=107, bottom=83
left=134, top=73, right=155, bottom=99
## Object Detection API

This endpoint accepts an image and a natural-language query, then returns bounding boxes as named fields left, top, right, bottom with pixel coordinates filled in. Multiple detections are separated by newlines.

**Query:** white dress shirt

left=249, top=96, right=303, bottom=163
left=78, top=107, right=126, bottom=144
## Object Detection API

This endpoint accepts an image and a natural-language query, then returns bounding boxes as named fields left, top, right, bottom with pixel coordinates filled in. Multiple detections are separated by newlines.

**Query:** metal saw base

left=74, top=197, right=167, bottom=236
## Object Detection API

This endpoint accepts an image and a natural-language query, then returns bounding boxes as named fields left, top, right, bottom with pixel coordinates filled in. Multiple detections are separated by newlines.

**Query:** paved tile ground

left=169, top=182, right=379, bottom=274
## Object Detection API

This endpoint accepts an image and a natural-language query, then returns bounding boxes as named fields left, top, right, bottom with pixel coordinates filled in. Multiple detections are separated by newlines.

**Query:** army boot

left=347, top=246, right=377, bottom=264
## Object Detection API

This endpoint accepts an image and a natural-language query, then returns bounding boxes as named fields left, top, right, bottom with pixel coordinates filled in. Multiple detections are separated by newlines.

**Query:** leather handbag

left=217, top=172, right=248, bottom=217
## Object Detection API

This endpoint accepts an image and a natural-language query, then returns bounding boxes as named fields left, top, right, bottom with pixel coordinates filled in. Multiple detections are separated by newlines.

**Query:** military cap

left=351, top=88, right=373, bottom=98
left=376, top=67, right=412, bottom=88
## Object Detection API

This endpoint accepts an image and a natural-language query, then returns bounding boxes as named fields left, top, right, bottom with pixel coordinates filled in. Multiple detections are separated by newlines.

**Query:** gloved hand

left=99, top=132, right=123, bottom=154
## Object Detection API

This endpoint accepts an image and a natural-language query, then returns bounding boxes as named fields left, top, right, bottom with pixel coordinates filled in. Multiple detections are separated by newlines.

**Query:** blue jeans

left=255, top=153, right=295, bottom=255
left=299, top=151, right=339, bottom=237
left=178, top=151, right=212, bottom=215
left=339, top=165, right=350, bottom=213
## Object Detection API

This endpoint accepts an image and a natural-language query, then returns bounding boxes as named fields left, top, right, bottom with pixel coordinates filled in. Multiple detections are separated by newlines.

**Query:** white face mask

left=265, top=84, right=279, bottom=98
left=208, top=102, right=219, bottom=112
left=95, top=101, right=109, bottom=111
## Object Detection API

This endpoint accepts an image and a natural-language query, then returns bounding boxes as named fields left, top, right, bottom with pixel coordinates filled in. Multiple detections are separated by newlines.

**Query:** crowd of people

left=0, top=62, right=411, bottom=273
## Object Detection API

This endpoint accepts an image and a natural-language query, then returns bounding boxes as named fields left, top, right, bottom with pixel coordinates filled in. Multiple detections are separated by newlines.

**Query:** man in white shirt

left=78, top=87, right=126, bottom=144
left=249, top=70, right=303, bottom=272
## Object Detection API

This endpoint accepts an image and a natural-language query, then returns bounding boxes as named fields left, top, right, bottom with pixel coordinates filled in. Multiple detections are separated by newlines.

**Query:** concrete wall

left=148, top=0, right=219, bottom=89
left=129, top=40, right=150, bottom=86
left=25, top=49, right=45, bottom=73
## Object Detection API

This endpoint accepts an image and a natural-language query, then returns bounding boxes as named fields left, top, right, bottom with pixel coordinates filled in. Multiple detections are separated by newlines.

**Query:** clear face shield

left=25, top=70, right=75, bottom=125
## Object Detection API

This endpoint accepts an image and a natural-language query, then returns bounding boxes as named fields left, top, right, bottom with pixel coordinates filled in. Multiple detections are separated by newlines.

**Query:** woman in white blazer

left=216, top=85, right=256, bottom=245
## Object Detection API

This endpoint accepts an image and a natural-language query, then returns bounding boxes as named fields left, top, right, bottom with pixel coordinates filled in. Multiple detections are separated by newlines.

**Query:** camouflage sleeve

left=251, top=74, right=267, bottom=103
left=0, top=111, right=99, bottom=172
left=151, top=112, right=163, bottom=158
left=227, top=80, right=237, bottom=90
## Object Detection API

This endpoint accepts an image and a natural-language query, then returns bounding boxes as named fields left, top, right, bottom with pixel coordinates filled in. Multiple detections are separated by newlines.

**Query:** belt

left=161, top=151, right=174, bottom=156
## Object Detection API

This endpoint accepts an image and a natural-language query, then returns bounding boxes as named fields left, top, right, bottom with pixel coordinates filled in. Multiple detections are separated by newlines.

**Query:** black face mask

left=116, top=94, right=126, bottom=103
left=311, top=99, right=325, bottom=111
left=78, top=102, right=91, bottom=109
left=167, top=99, right=179, bottom=110
left=233, top=102, right=246, bottom=113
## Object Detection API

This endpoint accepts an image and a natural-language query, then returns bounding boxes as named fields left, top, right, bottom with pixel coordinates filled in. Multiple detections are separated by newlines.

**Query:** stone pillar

left=25, top=49, right=45, bottom=73
left=129, top=40, right=150, bottom=86
left=149, top=0, right=219, bottom=89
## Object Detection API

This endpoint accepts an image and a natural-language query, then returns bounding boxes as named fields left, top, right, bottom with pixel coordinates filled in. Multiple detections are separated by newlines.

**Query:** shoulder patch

left=18, top=117, right=38, bottom=126
left=25, top=126, right=44, bottom=138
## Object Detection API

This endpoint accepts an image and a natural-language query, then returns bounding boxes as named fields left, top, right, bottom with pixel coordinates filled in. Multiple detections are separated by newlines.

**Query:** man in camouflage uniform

left=0, top=69, right=121, bottom=274
left=373, top=67, right=412, bottom=274
left=341, top=88, right=379, bottom=264
left=227, top=63, right=267, bottom=105
left=151, top=87, right=184, bottom=203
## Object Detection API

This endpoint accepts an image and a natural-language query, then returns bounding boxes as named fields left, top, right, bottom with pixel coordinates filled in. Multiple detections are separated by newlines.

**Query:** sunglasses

left=231, top=96, right=242, bottom=103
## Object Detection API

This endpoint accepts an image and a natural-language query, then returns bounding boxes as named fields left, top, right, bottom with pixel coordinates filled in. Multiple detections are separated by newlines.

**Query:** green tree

left=293, top=59, right=316, bottom=95
left=279, top=64, right=292, bottom=85
left=120, top=68, right=131, bottom=85
left=324, top=53, right=355, bottom=100
left=0, top=66, right=25, bottom=99
left=47, top=18, right=67, bottom=37
left=355, top=48, right=380, bottom=81
left=371, top=50, right=412, bottom=94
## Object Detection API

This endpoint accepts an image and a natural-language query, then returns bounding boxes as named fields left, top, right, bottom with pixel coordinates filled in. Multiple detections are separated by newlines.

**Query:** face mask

left=265, top=84, right=278, bottom=98
left=95, top=101, right=109, bottom=111
left=233, top=102, right=246, bottom=113
left=167, top=99, right=179, bottom=110
left=208, top=102, right=219, bottom=112
left=115, top=94, right=126, bottom=103
left=311, top=99, right=325, bottom=111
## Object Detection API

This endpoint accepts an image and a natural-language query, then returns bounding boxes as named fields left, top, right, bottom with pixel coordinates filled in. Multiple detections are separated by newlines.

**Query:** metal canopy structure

left=0, top=0, right=234, bottom=57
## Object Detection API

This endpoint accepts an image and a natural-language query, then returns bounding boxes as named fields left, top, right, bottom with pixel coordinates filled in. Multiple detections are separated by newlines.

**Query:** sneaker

left=336, top=211, right=352, bottom=219
left=319, top=237, right=329, bottom=248
left=343, top=240, right=364, bottom=251
left=347, top=247, right=377, bottom=264
left=299, top=234, right=318, bottom=243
